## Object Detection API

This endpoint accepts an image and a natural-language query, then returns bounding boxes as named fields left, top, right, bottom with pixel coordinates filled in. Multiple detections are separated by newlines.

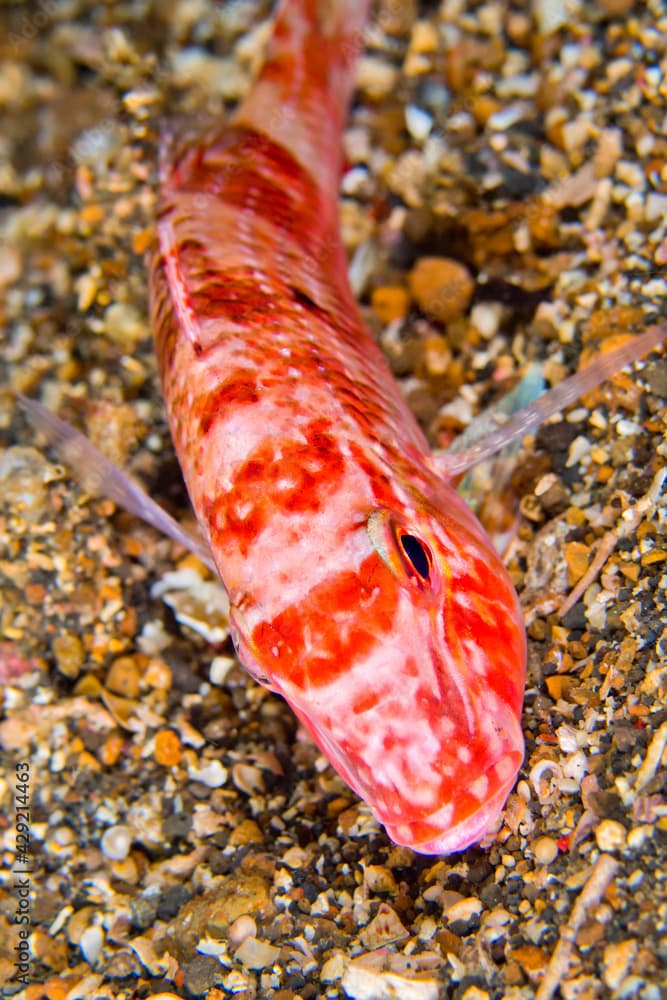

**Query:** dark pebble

left=157, top=883, right=192, bottom=920
left=206, top=846, right=234, bottom=874
left=644, top=359, right=667, bottom=397
left=301, top=880, right=320, bottom=903
left=536, top=421, right=581, bottom=455
left=540, top=926, right=559, bottom=949
left=538, top=477, right=570, bottom=517
left=479, top=883, right=502, bottom=909
left=612, top=724, right=638, bottom=753
left=187, top=781, right=214, bottom=801
left=561, top=603, right=588, bottom=630
left=454, top=976, right=488, bottom=999
left=500, top=163, right=543, bottom=198
left=130, top=894, right=159, bottom=931
left=449, top=914, right=480, bottom=936
left=183, top=955, right=226, bottom=996
left=231, top=687, right=249, bottom=710
left=467, top=857, right=493, bottom=884
left=592, top=789, right=624, bottom=817
left=163, top=812, right=193, bottom=839
left=522, top=884, right=541, bottom=904
left=104, top=950, right=142, bottom=979
left=167, top=654, right=204, bottom=694
left=490, top=937, right=506, bottom=963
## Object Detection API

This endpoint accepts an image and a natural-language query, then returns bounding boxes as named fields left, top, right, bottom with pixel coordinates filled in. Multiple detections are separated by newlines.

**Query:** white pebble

left=533, top=0, right=569, bottom=34
left=405, top=105, right=433, bottom=142
left=234, top=936, right=280, bottom=970
left=101, top=825, right=132, bottom=862
left=566, top=435, right=592, bottom=468
left=487, top=103, right=526, bottom=131
left=470, top=302, right=502, bottom=340
left=595, top=819, right=627, bottom=852
left=187, top=758, right=228, bottom=788
left=557, top=724, right=580, bottom=754
left=533, top=836, right=559, bottom=865
left=321, top=953, right=346, bottom=982
left=446, top=897, right=483, bottom=923
left=356, top=56, right=399, bottom=101
left=645, top=192, right=667, bottom=222
left=496, top=72, right=538, bottom=99
left=562, top=750, right=588, bottom=784
left=197, top=936, right=229, bottom=957
left=137, top=619, right=171, bottom=655
left=341, top=165, right=371, bottom=197
left=585, top=600, right=607, bottom=631
left=228, top=915, right=257, bottom=947
left=79, top=925, right=104, bottom=965
left=210, top=655, right=236, bottom=686
left=616, top=419, right=642, bottom=437
left=52, top=825, right=76, bottom=847
left=627, top=825, right=650, bottom=850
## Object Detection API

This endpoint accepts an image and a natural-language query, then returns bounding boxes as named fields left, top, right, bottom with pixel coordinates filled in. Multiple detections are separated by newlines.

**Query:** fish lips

left=296, top=694, right=524, bottom=856
left=378, top=741, right=524, bottom=856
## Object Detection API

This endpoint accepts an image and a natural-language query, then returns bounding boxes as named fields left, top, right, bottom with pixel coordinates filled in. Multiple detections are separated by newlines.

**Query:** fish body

left=149, top=0, right=526, bottom=854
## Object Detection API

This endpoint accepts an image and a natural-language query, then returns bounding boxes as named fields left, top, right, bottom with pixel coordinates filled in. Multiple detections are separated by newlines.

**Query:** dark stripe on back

left=167, top=126, right=328, bottom=259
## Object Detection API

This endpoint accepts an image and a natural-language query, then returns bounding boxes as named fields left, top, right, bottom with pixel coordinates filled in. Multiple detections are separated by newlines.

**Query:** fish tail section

left=232, top=0, right=372, bottom=200
left=152, top=0, right=372, bottom=355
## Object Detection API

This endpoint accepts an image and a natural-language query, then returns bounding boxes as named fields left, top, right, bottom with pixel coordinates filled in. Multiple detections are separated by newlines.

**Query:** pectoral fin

left=430, top=323, right=667, bottom=479
left=17, top=393, right=216, bottom=573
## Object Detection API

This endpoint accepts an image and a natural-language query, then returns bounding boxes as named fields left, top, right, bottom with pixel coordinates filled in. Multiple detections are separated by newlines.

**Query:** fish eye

left=397, top=532, right=432, bottom=582
left=366, top=509, right=435, bottom=590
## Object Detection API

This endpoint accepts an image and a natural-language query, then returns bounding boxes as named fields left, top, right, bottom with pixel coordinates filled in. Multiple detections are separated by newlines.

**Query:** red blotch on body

left=205, top=421, right=347, bottom=557
left=445, top=547, right=525, bottom=711
left=168, top=127, right=327, bottom=261
left=234, top=422, right=345, bottom=513
left=197, top=373, right=260, bottom=434
left=252, top=555, right=398, bottom=690
left=207, top=490, right=268, bottom=556
left=190, top=269, right=278, bottom=326
left=352, top=689, right=381, bottom=715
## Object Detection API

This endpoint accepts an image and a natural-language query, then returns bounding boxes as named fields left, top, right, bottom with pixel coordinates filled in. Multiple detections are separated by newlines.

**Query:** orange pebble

left=132, top=226, right=154, bottom=254
left=408, top=257, right=474, bottom=325
left=101, top=733, right=125, bottom=766
left=26, top=979, right=70, bottom=1000
left=154, top=728, right=182, bottom=767
left=80, top=203, right=105, bottom=226
left=370, top=285, right=410, bottom=324
left=77, top=750, right=101, bottom=771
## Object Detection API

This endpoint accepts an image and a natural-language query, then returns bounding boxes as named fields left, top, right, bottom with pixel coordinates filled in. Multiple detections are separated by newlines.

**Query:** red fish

left=148, top=0, right=528, bottom=854
left=19, top=0, right=666, bottom=855
left=145, top=0, right=667, bottom=854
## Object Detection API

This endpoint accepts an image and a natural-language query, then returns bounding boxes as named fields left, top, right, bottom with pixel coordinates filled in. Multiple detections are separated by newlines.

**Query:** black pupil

left=400, top=534, right=430, bottom=579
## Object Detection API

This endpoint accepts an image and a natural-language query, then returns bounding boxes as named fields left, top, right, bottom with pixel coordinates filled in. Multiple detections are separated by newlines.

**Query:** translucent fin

left=16, top=394, right=217, bottom=573
left=450, top=367, right=545, bottom=549
left=430, top=323, right=667, bottom=479
left=450, top=364, right=546, bottom=460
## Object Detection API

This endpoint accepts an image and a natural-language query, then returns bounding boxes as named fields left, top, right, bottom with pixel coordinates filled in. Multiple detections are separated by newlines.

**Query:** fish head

left=233, top=482, right=526, bottom=856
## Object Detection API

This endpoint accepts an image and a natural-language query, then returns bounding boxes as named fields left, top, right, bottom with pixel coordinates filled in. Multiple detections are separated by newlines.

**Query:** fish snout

left=379, top=702, right=524, bottom=856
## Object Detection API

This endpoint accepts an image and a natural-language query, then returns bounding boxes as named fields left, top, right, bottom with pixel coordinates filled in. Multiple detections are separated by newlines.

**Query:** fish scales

left=149, top=0, right=527, bottom=854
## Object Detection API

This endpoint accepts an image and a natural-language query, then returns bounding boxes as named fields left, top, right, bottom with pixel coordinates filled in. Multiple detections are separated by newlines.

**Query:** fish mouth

left=287, top=690, right=524, bottom=858
left=379, top=746, right=524, bottom=857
